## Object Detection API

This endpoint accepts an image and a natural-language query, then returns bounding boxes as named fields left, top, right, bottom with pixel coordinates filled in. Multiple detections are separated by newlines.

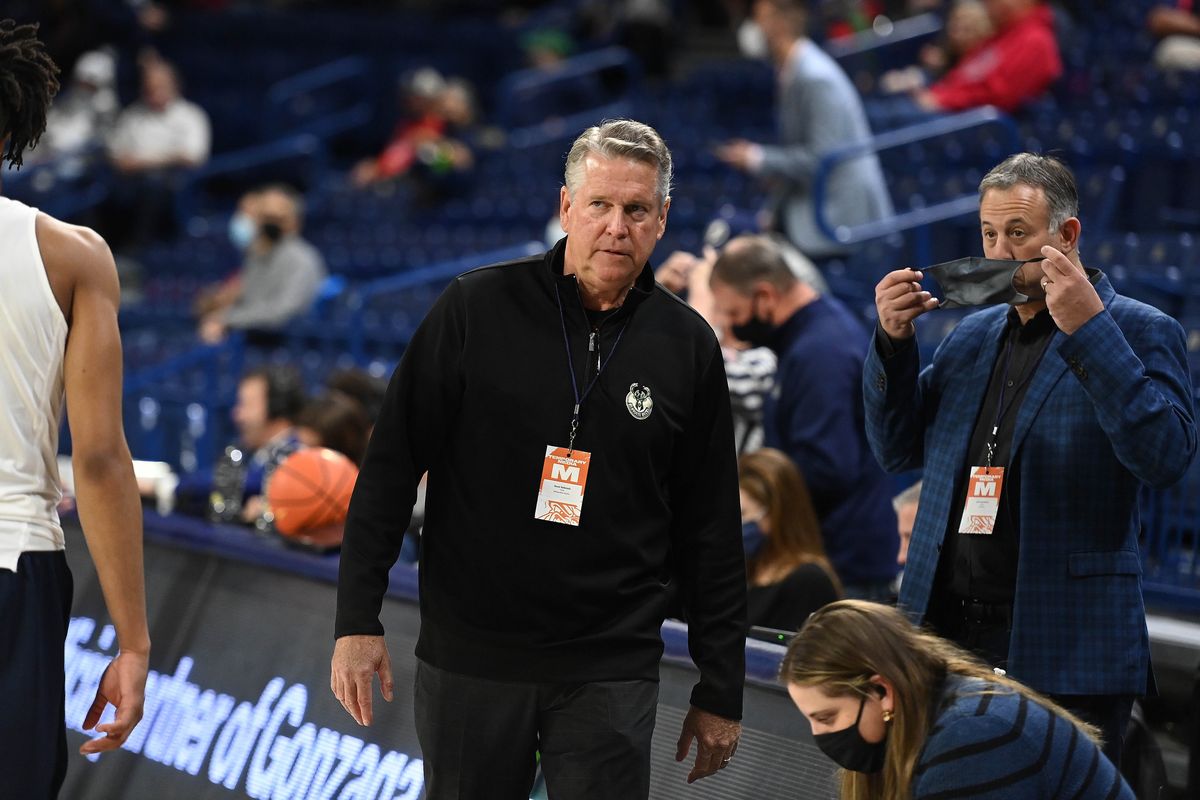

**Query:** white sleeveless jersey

left=0, top=196, right=68, bottom=571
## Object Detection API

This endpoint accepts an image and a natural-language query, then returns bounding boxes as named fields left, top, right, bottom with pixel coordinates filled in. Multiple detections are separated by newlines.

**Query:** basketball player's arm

left=43, top=217, right=151, bottom=753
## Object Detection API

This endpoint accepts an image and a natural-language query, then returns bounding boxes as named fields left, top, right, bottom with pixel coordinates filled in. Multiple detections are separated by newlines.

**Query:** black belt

left=939, top=596, right=1013, bottom=627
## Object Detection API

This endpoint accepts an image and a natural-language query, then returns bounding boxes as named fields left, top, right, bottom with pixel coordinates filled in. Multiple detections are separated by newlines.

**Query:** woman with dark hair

left=782, top=600, right=1134, bottom=799
left=296, top=391, right=372, bottom=466
left=738, top=448, right=840, bottom=630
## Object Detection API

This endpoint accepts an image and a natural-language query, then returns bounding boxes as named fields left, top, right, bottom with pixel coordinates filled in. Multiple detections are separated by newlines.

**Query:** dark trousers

left=0, top=551, right=74, bottom=800
left=1051, top=693, right=1135, bottom=771
left=414, top=659, right=659, bottom=800
left=927, top=596, right=1135, bottom=769
left=926, top=595, right=1013, bottom=672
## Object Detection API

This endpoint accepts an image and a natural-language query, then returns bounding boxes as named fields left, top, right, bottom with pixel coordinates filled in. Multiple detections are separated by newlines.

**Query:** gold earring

left=882, top=710, right=894, bottom=723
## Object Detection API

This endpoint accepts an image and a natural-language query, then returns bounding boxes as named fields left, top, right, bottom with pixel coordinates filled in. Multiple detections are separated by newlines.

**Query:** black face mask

left=730, top=297, right=775, bottom=347
left=812, top=694, right=888, bottom=774
left=923, top=256, right=1046, bottom=309
left=260, top=220, right=285, bottom=243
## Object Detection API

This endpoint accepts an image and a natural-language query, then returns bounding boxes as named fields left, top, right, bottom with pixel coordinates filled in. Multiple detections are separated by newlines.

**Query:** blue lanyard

left=554, top=282, right=629, bottom=454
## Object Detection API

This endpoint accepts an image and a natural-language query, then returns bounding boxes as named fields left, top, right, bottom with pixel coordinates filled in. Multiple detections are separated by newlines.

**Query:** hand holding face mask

left=1037, top=246, right=1104, bottom=334
left=876, top=257, right=1051, bottom=341
left=922, top=256, right=1046, bottom=309
left=874, top=268, right=941, bottom=341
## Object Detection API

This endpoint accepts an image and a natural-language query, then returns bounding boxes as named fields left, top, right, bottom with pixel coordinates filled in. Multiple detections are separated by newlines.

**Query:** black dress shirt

left=934, top=307, right=1058, bottom=604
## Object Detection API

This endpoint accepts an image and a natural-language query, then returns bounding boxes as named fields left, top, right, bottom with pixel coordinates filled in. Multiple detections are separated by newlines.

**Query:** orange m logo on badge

left=973, top=480, right=997, bottom=497
left=551, top=463, right=581, bottom=483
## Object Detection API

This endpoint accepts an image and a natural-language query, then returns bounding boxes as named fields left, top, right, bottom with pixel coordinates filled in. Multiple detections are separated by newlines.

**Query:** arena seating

left=13, top=0, right=1188, bottom=612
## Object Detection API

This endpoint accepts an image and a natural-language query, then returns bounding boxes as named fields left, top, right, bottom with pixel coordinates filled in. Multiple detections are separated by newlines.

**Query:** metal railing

left=812, top=106, right=1022, bottom=265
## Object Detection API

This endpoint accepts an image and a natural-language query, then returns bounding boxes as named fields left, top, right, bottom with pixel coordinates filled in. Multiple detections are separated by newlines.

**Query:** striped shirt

left=912, top=676, right=1134, bottom=799
left=725, top=346, right=776, bottom=455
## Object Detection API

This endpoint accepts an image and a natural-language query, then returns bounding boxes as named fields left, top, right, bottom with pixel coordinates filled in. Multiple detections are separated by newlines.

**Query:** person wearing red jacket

left=917, top=0, right=1062, bottom=113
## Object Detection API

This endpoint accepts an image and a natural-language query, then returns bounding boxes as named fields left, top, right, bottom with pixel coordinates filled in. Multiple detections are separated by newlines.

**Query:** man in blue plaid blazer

left=863, top=153, right=1196, bottom=767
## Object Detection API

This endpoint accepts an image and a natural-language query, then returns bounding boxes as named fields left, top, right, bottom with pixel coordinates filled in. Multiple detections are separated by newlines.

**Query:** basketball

left=266, top=447, right=359, bottom=537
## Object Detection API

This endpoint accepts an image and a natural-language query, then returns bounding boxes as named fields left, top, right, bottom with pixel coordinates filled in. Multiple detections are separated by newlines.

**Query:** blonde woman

left=738, top=448, right=840, bottom=630
left=782, top=600, right=1134, bottom=799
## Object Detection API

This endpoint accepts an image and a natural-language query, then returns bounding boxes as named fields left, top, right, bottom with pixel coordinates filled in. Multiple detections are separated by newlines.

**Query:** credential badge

left=626, top=383, right=653, bottom=420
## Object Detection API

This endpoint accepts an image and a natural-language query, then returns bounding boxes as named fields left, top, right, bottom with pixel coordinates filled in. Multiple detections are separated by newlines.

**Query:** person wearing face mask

left=710, top=234, right=900, bottom=601
left=716, top=0, right=892, bottom=260
left=865, top=152, right=1196, bottom=771
left=783, top=600, right=1135, bottom=799
left=739, top=448, right=841, bottom=632
left=196, top=183, right=327, bottom=344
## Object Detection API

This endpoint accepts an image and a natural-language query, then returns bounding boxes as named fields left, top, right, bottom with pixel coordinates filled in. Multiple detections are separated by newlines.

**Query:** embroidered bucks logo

left=626, top=383, right=653, bottom=420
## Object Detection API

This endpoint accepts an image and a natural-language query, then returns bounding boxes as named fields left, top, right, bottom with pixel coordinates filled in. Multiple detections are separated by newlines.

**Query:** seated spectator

left=410, top=78, right=479, bottom=203
left=325, top=367, right=388, bottom=430
left=351, top=67, right=447, bottom=188
left=196, top=183, right=328, bottom=343
left=352, top=69, right=479, bottom=204
left=102, top=54, right=210, bottom=248
left=878, top=0, right=993, bottom=94
left=739, top=448, right=841, bottom=631
left=657, top=242, right=779, bottom=454
left=209, top=365, right=306, bottom=525
left=296, top=391, right=371, bottom=466
left=875, top=0, right=1060, bottom=125
left=709, top=235, right=900, bottom=600
left=782, top=600, right=1135, bottom=798
left=25, top=47, right=118, bottom=164
left=1148, top=1, right=1200, bottom=72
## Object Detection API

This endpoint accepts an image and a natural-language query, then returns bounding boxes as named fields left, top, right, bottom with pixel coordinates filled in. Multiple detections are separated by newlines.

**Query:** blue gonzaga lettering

left=63, top=616, right=425, bottom=799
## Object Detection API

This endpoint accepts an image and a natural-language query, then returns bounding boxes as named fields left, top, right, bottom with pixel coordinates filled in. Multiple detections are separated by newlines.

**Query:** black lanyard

left=984, top=332, right=1053, bottom=467
left=554, top=282, right=629, bottom=454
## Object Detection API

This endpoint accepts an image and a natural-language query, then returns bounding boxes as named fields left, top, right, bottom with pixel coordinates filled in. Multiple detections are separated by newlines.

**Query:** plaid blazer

left=864, top=275, right=1196, bottom=695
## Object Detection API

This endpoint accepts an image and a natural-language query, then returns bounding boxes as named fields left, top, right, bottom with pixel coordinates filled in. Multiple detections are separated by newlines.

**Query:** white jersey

left=0, top=196, right=68, bottom=571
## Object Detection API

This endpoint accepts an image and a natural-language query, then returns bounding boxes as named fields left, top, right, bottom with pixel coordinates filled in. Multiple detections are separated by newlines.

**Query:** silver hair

left=892, top=480, right=922, bottom=512
left=563, top=119, right=673, bottom=205
left=979, top=153, right=1079, bottom=232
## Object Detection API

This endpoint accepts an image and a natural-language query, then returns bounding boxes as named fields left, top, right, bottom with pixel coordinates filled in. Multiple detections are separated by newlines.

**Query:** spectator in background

left=865, top=153, right=1196, bottom=767
left=739, top=448, right=841, bottom=631
left=107, top=56, right=208, bottom=171
left=892, top=479, right=921, bottom=594
left=710, top=235, right=900, bottom=599
left=351, top=70, right=479, bottom=204
left=410, top=78, right=479, bottom=203
left=102, top=54, right=210, bottom=249
left=211, top=365, right=305, bottom=525
left=716, top=0, right=892, bottom=261
left=783, top=601, right=1135, bottom=799
left=878, top=0, right=993, bottom=94
left=656, top=244, right=778, bottom=454
left=1148, top=1, right=1200, bottom=72
left=25, top=47, right=119, bottom=164
left=196, top=184, right=327, bottom=344
left=875, top=0, right=1061, bottom=124
left=351, top=67, right=445, bottom=188
left=325, top=367, right=388, bottom=427
left=296, top=391, right=372, bottom=467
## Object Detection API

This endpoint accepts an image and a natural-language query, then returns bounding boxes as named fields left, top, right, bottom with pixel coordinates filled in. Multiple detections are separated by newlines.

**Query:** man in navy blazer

left=863, top=153, right=1196, bottom=767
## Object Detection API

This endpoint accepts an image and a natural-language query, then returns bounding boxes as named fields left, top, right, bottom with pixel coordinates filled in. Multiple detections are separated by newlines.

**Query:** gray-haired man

left=331, top=119, right=747, bottom=799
